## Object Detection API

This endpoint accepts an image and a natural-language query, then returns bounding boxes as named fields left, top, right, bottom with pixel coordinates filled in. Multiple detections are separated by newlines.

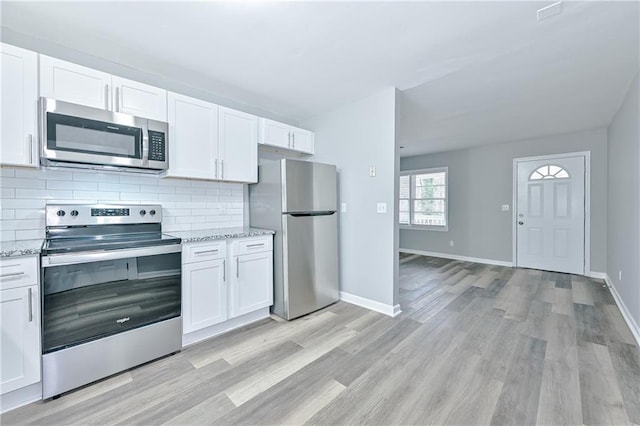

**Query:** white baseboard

left=588, top=271, right=607, bottom=279
left=0, top=382, right=42, bottom=414
left=400, top=248, right=513, bottom=268
left=182, top=308, right=271, bottom=348
left=339, top=291, right=402, bottom=318
left=604, top=274, right=640, bottom=348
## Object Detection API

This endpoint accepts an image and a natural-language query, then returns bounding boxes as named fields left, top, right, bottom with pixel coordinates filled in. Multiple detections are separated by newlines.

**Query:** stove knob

left=56, top=210, right=66, bottom=217
left=149, top=209, right=156, bottom=216
left=70, top=210, right=79, bottom=217
left=140, top=209, right=146, bottom=216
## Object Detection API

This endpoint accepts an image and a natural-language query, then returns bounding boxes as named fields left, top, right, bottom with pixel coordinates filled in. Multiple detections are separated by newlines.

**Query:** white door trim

left=512, top=151, right=591, bottom=275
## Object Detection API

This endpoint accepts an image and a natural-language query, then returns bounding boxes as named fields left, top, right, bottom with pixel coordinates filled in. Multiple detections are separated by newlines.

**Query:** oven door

left=41, top=244, right=181, bottom=354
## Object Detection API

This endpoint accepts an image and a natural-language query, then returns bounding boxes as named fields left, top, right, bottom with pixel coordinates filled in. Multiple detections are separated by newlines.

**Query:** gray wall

left=400, top=128, right=608, bottom=273
left=304, top=88, right=398, bottom=308
left=607, top=73, right=639, bottom=327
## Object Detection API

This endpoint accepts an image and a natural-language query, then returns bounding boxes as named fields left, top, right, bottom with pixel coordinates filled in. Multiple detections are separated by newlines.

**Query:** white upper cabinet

left=218, top=106, right=258, bottom=183
left=40, top=55, right=112, bottom=110
left=40, top=56, right=167, bottom=120
left=167, top=92, right=219, bottom=180
left=258, top=118, right=314, bottom=155
left=290, top=127, right=314, bottom=154
left=1, top=44, right=38, bottom=167
left=111, top=76, right=167, bottom=122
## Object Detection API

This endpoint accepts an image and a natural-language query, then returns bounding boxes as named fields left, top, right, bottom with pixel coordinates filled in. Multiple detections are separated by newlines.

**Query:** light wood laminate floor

left=3, top=255, right=640, bottom=425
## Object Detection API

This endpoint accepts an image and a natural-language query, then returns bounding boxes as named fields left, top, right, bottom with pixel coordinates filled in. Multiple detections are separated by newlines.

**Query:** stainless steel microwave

left=40, top=97, right=168, bottom=172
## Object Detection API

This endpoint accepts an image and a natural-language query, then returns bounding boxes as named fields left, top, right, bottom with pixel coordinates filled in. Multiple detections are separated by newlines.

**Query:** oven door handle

left=41, top=244, right=181, bottom=267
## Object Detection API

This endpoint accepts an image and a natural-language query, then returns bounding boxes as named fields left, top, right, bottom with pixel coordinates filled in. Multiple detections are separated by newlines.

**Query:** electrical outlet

left=449, top=241, right=454, bottom=247
left=369, top=166, right=376, bottom=177
left=501, top=204, right=510, bottom=212
left=376, top=202, right=387, bottom=214
left=341, top=203, right=347, bottom=213
left=619, top=270, right=622, bottom=281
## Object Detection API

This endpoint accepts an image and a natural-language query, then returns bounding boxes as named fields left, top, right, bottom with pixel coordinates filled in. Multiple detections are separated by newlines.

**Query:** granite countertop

left=167, top=227, right=275, bottom=244
left=0, top=239, right=43, bottom=258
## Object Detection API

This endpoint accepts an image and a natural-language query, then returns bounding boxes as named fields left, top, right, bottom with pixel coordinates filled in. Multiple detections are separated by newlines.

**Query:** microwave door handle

left=142, top=124, right=149, bottom=166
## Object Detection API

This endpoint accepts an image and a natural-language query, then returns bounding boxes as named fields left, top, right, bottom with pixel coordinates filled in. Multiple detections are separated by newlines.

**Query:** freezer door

left=282, top=212, right=339, bottom=319
left=282, top=159, right=337, bottom=213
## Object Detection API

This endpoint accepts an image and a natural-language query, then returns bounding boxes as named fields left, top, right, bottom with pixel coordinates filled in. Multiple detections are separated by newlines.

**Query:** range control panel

left=46, top=204, right=162, bottom=226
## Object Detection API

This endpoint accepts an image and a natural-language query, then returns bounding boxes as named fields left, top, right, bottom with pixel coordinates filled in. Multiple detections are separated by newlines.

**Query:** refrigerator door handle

left=288, top=211, right=336, bottom=217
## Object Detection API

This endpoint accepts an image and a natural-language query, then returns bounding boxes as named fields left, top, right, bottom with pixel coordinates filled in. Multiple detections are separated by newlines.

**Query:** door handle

left=518, top=221, right=524, bottom=225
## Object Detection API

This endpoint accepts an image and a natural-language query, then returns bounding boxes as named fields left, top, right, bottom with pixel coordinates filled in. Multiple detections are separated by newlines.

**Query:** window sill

left=400, top=225, right=449, bottom=232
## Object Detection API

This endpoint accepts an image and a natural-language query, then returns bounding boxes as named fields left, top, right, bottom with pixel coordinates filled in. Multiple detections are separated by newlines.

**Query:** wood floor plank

left=490, top=335, right=547, bottom=426
left=578, top=341, right=630, bottom=425
left=607, top=341, right=640, bottom=424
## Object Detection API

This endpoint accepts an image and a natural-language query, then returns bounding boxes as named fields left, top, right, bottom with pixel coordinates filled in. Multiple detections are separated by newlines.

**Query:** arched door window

left=529, top=164, right=570, bottom=180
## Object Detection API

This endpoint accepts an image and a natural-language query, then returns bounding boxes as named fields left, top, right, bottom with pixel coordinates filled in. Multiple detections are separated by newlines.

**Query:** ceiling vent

left=537, top=1, right=563, bottom=21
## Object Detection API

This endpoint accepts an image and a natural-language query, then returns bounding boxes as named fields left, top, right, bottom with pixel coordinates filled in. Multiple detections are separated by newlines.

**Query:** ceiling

left=1, top=1, right=638, bottom=157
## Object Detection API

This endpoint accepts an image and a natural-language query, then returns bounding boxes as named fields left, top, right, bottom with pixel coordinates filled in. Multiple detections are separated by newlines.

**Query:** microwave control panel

left=148, top=130, right=166, bottom=162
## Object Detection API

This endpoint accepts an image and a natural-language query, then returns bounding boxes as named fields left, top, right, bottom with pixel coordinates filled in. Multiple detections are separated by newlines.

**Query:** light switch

left=501, top=204, right=510, bottom=211
left=341, top=203, right=347, bottom=213
left=376, top=202, right=387, bottom=214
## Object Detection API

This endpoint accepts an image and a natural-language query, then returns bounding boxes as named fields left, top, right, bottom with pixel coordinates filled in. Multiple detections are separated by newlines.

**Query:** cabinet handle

left=221, top=159, right=224, bottom=179
left=27, top=134, right=34, bottom=164
left=292, top=133, right=295, bottom=149
left=194, top=249, right=219, bottom=255
left=28, top=288, right=33, bottom=322
left=288, top=132, right=292, bottom=148
left=246, top=243, right=265, bottom=248
left=115, top=87, right=119, bottom=112
left=0, top=271, right=25, bottom=279
left=223, top=259, right=226, bottom=282
left=105, top=84, right=110, bottom=110
left=236, top=257, right=239, bottom=278
left=215, top=159, right=219, bottom=178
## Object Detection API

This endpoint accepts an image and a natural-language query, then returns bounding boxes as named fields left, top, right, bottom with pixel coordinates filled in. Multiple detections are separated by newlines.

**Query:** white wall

left=400, top=128, right=608, bottom=273
left=0, top=166, right=243, bottom=241
left=303, top=88, right=399, bottom=309
left=607, top=73, right=640, bottom=329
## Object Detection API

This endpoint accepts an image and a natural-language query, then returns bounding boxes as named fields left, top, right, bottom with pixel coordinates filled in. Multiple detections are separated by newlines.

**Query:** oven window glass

left=42, top=252, right=181, bottom=353
left=47, top=112, right=142, bottom=159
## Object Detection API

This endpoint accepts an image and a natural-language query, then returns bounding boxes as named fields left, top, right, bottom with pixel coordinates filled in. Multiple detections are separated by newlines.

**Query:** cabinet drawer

left=0, top=256, right=38, bottom=290
left=232, top=236, right=273, bottom=256
left=183, top=241, right=226, bottom=263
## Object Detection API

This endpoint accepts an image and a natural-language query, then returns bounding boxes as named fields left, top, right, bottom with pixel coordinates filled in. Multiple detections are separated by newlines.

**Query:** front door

left=516, top=155, right=586, bottom=275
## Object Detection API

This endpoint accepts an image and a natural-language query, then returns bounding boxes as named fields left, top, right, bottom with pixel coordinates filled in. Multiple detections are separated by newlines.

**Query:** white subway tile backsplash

left=2, top=178, right=46, bottom=189
left=15, top=229, right=45, bottom=240
left=47, top=180, right=98, bottom=191
left=16, top=189, right=73, bottom=199
left=0, top=166, right=244, bottom=241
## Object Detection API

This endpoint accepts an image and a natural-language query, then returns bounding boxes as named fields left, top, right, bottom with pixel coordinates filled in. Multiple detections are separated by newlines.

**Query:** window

left=399, top=167, right=448, bottom=230
left=529, top=164, right=570, bottom=180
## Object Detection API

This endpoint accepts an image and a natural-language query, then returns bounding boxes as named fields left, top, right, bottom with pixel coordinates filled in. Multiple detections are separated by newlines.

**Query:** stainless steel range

left=40, top=204, right=182, bottom=398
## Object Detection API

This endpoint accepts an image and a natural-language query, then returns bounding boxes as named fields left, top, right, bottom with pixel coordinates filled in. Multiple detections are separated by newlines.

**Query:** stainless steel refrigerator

left=249, top=159, right=339, bottom=320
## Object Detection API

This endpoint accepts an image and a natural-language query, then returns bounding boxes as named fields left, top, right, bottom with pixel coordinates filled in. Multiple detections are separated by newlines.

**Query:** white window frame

left=399, top=167, right=448, bottom=232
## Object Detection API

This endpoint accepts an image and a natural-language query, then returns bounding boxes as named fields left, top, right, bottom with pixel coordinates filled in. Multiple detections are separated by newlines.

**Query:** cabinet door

left=291, top=127, right=314, bottom=154
left=112, top=76, right=167, bottom=121
left=258, top=118, right=290, bottom=149
left=40, top=55, right=112, bottom=110
left=230, top=251, right=273, bottom=318
left=167, top=92, right=219, bottom=179
left=219, top=106, right=258, bottom=183
left=1, top=285, right=40, bottom=394
left=182, top=259, right=227, bottom=333
left=0, top=44, right=38, bottom=167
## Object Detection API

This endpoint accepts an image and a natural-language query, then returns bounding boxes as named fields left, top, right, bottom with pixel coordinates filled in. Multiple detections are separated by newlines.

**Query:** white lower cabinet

left=181, top=235, right=273, bottom=343
left=182, top=259, right=227, bottom=333
left=0, top=256, right=41, bottom=396
left=230, top=242, right=273, bottom=318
